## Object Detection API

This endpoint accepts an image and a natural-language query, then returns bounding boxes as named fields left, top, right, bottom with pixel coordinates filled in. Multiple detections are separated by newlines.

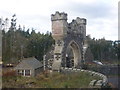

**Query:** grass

left=2, top=71, right=102, bottom=88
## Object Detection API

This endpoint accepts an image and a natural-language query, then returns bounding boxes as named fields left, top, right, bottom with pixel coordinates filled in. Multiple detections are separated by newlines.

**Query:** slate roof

left=15, top=57, right=43, bottom=69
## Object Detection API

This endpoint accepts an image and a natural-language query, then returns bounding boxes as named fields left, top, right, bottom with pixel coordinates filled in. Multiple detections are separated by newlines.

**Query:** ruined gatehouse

left=45, top=11, right=93, bottom=71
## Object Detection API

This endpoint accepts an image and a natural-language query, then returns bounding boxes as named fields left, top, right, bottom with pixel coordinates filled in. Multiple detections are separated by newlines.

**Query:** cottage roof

left=15, top=57, right=43, bottom=69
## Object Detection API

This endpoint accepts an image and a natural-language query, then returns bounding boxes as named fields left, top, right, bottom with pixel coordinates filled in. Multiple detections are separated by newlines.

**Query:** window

left=25, top=70, right=31, bottom=76
left=18, top=70, right=24, bottom=75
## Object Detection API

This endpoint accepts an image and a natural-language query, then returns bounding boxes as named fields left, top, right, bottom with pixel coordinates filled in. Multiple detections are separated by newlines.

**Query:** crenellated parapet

left=51, top=11, right=87, bottom=40
left=51, top=11, right=68, bottom=40
left=67, top=17, right=87, bottom=40
left=51, top=11, right=67, bottom=21
left=76, top=17, right=87, bottom=25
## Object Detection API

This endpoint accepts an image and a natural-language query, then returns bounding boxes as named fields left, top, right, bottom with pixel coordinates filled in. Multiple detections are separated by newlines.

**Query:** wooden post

left=43, top=55, right=46, bottom=71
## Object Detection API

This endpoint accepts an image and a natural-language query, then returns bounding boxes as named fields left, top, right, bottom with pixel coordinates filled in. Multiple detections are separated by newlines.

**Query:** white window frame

left=25, top=69, right=31, bottom=76
left=18, top=70, right=24, bottom=76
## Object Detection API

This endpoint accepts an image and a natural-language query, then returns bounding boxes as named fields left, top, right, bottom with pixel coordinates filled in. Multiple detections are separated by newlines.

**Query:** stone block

left=89, top=80, right=97, bottom=86
left=77, top=69, right=80, bottom=71
left=69, top=68, right=72, bottom=70
left=73, top=68, right=76, bottom=70
left=80, top=69, right=84, bottom=71
left=95, top=80, right=103, bottom=86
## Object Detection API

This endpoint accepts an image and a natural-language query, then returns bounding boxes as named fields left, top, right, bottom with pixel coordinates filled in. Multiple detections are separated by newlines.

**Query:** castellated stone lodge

left=46, top=11, right=93, bottom=71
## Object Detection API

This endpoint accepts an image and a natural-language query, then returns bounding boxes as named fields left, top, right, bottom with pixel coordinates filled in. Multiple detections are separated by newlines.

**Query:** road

left=108, top=76, right=119, bottom=88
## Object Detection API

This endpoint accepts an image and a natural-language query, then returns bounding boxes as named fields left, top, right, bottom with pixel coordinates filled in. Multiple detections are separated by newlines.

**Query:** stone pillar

left=43, top=55, right=46, bottom=71
left=51, top=11, right=68, bottom=71
left=76, top=17, right=87, bottom=41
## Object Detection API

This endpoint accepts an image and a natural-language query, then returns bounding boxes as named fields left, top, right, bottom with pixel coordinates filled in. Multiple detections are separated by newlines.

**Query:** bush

left=82, top=64, right=88, bottom=70
left=3, top=70, right=16, bottom=77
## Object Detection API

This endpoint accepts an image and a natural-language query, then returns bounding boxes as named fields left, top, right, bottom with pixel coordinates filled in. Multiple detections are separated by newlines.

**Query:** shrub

left=3, top=70, right=16, bottom=77
left=82, top=63, right=88, bottom=70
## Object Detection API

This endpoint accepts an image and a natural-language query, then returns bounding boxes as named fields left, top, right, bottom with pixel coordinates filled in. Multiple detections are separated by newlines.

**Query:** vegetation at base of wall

left=2, top=71, right=102, bottom=88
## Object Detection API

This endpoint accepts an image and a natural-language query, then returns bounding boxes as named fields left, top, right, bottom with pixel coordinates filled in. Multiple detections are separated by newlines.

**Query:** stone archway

left=69, top=41, right=81, bottom=67
left=51, top=11, right=87, bottom=71
left=64, top=40, right=81, bottom=68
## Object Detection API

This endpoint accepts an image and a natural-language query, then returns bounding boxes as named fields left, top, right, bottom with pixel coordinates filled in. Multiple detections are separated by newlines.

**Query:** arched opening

left=65, top=41, right=81, bottom=68
left=66, top=46, right=74, bottom=68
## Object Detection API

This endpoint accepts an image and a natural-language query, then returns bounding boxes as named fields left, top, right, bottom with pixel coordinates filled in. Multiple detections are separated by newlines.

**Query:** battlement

left=51, top=11, right=67, bottom=21
left=75, top=17, right=87, bottom=25
left=69, top=17, right=87, bottom=26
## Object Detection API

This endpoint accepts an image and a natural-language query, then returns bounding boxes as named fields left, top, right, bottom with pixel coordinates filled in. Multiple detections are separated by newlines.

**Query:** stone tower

left=51, top=11, right=88, bottom=71
left=51, top=12, right=68, bottom=70
left=51, top=11, right=68, bottom=40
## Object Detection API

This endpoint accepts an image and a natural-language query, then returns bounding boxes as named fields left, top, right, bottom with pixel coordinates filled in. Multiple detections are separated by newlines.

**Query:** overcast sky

left=0, top=0, right=118, bottom=41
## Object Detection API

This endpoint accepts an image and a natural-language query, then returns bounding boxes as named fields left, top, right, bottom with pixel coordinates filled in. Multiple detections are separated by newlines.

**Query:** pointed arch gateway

left=62, top=40, right=82, bottom=68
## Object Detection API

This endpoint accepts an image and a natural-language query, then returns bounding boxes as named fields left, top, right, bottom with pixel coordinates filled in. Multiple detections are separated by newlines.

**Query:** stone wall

left=61, top=68, right=108, bottom=88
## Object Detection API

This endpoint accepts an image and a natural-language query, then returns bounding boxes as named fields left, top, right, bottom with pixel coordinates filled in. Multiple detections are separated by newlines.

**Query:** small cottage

left=15, top=57, right=43, bottom=77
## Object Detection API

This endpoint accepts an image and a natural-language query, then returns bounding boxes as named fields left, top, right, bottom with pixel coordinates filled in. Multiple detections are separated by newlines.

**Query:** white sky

left=0, top=0, right=119, bottom=41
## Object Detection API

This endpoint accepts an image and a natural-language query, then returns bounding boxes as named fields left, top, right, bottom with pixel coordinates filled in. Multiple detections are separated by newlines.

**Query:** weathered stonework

left=51, top=11, right=88, bottom=71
